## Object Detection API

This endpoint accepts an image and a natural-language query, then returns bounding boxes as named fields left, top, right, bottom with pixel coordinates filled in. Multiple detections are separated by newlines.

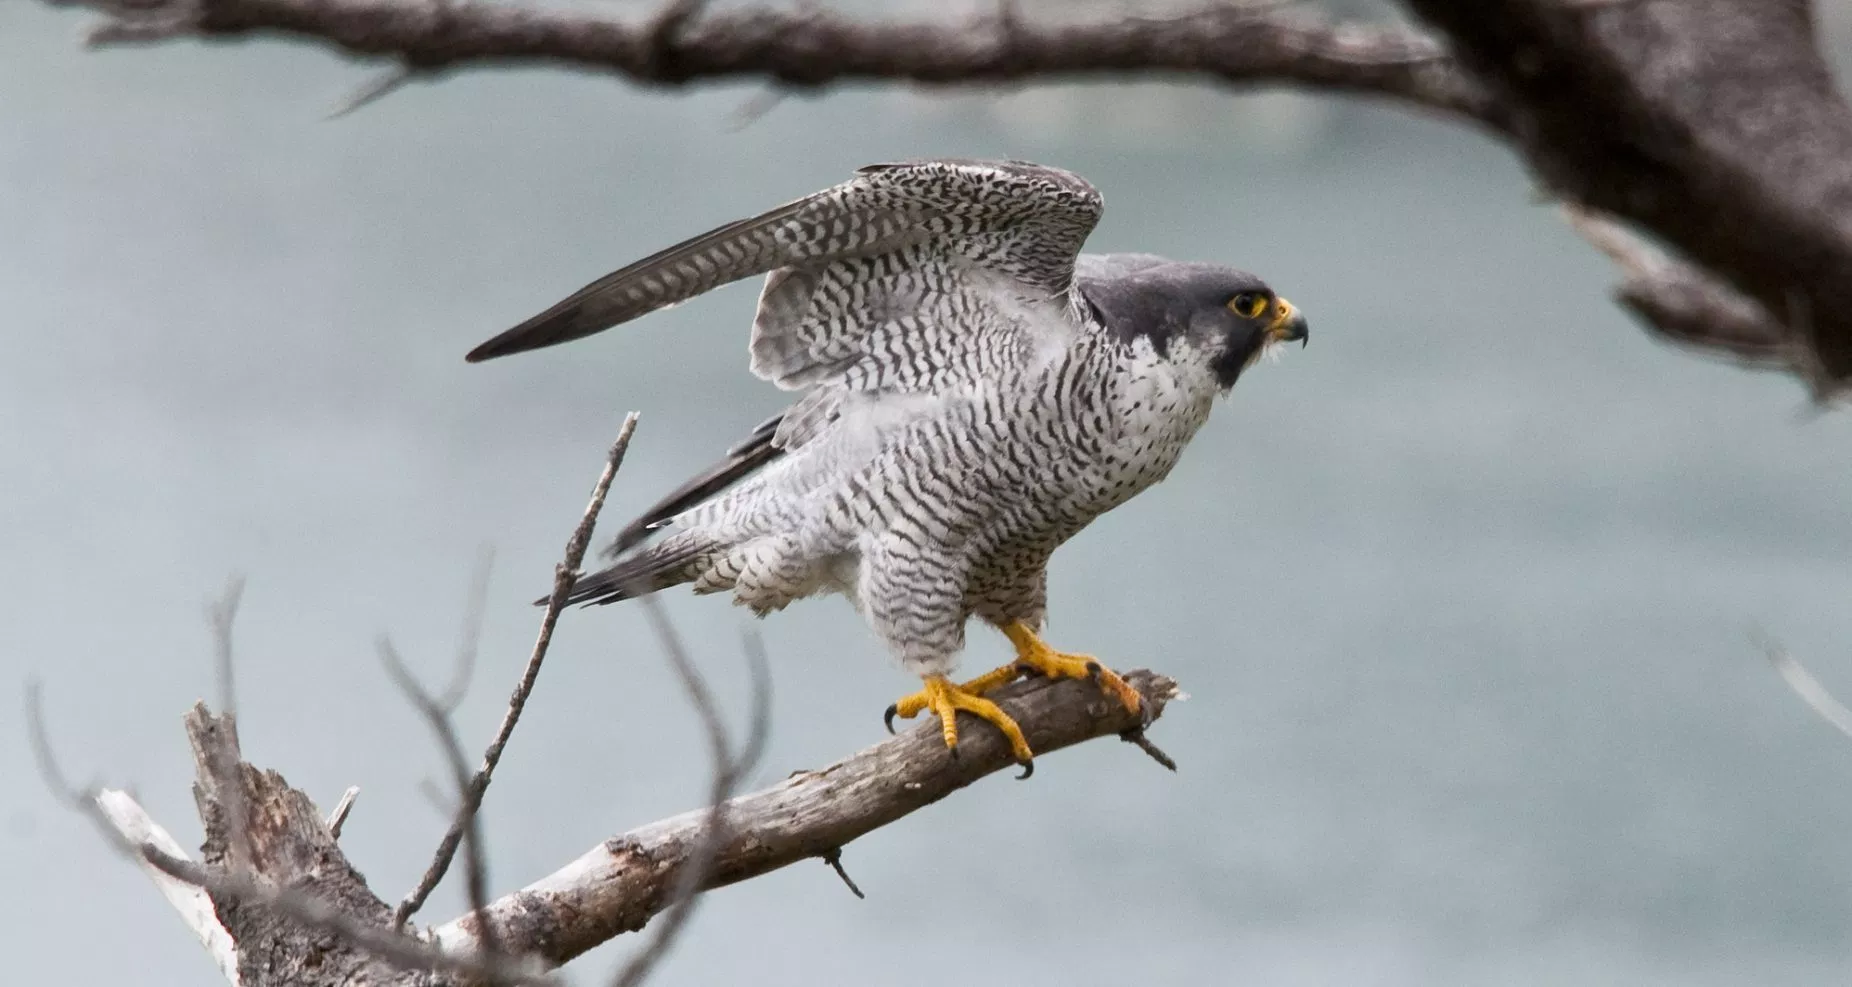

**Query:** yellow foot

left=885, top=673, right=1036, bottom=777
left=1002, top=621, right=1143, bottom=718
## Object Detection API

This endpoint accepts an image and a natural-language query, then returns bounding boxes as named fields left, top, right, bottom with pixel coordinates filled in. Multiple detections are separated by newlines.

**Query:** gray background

left=7, top=3, right=1852, bottom=983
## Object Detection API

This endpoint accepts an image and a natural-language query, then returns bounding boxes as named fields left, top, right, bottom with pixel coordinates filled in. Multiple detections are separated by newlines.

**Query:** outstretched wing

left=464, top=158, right=1104, bottom=380
left=471, top=158, right=1105, bottom=561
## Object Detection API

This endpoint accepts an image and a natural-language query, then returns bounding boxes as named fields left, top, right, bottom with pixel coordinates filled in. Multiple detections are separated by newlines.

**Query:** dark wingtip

left=464, top=300, right=594, bottom=363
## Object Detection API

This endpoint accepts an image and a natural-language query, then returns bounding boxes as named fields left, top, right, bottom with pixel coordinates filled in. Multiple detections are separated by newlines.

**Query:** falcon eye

left=1229, top=292, right=1268, bottom=319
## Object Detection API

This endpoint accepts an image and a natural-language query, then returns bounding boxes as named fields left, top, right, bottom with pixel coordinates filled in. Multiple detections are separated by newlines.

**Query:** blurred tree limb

left=35, top=0, right=1852, bottom=397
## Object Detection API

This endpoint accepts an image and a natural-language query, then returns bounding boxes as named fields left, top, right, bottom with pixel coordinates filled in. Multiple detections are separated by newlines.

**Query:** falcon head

left=1075, top=256, right=1308, bottom=388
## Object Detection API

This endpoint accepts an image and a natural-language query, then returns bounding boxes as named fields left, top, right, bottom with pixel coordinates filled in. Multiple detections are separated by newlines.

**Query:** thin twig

left=393, top=412, right=640, bottom=929
left=326, top=63, right=419, bottom=118
left=440, top=545, right=496, bottom=712
left=819, top=848, right=865, bottom=900
left=1755, top=631, right=1852, bottom=741
left=379, top=638, right=502, bottom=959
left=608, top=605, right=772, bottom=987
left=326, top=786, right=361, bottom=839
left=1119, top=727, right=1179, bottom=771
left=204, top=578, right=252, bottom=875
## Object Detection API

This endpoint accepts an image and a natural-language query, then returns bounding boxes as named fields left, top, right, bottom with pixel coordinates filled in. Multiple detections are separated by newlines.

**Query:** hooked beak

left=1266, top=298, right=1309, bottom=348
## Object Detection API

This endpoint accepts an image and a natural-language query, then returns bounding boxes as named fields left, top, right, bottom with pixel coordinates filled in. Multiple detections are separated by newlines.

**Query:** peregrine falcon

left=467, top=158, right=1307, bottom=773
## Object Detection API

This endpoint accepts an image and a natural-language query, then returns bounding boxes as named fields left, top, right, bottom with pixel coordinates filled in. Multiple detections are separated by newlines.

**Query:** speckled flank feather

left=481, top=159, right=1299, bottom=678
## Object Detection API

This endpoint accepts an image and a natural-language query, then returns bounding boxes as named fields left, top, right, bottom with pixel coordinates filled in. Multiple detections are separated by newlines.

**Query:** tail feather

left=535, top=535, right=721, bottom=607
left=598, top=410, right=786, bottom=560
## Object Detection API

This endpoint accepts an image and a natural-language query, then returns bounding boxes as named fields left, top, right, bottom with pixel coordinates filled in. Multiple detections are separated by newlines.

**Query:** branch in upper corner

left=431, top=668, right=1183, bottom=968
left=49, top=0, right=1505, bottom=128
left=1560, top=207, right=1833, bottom=398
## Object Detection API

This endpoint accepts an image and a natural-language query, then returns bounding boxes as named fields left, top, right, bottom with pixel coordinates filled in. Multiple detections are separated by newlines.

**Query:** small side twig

left=326, top=63, right=419, bottom=118
left=1119, top=726, right=1179, bottom=771
left=379, top=636, right=501, bottom=959
left=378, top=545, right=500, bottom=953
left=1755, top=631, right=1852, bottom=741
left=326, top=786, right=360, bottom=839
left=608, top=606, right=772, bottom=987
left=819, top=848, right=865, bottom=900
left=393, top=412, right=640, bottom=929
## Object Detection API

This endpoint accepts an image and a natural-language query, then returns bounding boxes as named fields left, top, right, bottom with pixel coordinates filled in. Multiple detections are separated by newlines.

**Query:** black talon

left=1085, top=660, right=1104, bottom=684
left=1015, top=661, right=1045, bottom=679
left=883, top=704, right=899, bottom=735
left=1015, top=759, right=1034, bottom=780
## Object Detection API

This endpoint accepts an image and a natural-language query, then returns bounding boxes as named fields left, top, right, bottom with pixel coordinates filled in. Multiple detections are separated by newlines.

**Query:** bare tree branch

left=394, top=412, right=641, bottom=929
left=1402, top=0, right=1852, bottom=393
left=432, top=668, right=1183, bottom=968
left=1561, top=206, right=1832, bottom=395
left=42, top=0, right=1505, bottom=128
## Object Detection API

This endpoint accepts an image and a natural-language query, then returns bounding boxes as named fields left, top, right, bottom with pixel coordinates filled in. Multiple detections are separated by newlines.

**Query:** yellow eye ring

left=1229, top=292, right=1268, bottom=319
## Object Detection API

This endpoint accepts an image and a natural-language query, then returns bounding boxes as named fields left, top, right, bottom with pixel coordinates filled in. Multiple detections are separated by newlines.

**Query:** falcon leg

left=1001, top=621, right=1142, bottom=716
left=885, top=673, right=1036, bottom=776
